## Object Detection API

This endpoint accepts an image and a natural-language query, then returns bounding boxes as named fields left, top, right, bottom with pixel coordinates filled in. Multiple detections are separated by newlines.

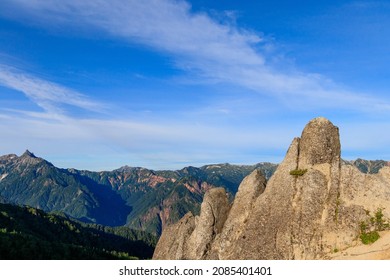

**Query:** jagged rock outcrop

left=153, top=188, right=230, bottom=259
left=210, top=169, right=266, bottom=259
left=152, top=212, right=196, bottom=259
left=153, top=117, right=390, bottom=259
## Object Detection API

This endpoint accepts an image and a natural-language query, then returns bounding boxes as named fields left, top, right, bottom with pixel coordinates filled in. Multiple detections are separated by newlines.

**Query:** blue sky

left=0, top=0, right=390, bottom=170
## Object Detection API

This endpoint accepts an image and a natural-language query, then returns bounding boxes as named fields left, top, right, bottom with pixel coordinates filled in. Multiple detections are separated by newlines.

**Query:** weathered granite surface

left=153, top=117, right=390, bottom=259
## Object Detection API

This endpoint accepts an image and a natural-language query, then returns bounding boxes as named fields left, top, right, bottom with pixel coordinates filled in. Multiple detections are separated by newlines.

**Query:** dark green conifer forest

left=0, top=203, right=156, bottom=259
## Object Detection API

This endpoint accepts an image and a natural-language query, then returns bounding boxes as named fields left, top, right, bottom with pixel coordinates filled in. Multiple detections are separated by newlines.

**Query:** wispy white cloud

left=1, top=0, right=389, bottom=111
left=2, top=105, right=390, bottom=170
left=0, top=108, right=298, bottom=170
left=0, top=64, right=104, bottom=115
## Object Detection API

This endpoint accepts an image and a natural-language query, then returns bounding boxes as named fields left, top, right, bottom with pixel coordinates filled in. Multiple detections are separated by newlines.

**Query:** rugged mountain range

left=345, top=158, right=390, bottom=174
left=0, top=151, right=276, bottom=235
left=0, top=134, right=388, bottom=239
left=153, top=117, right=390, bottom=260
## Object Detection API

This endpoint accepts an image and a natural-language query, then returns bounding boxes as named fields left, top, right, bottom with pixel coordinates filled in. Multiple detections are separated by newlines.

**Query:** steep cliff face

left=153, top=188, right=230, bottom=260
left=153, top=117, right=390, bottom=259
left=209, top=169, right=266, bottom=259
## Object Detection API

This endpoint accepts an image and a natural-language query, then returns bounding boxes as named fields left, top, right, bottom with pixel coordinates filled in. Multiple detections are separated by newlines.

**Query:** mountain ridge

left=1, top=149, right=388, bottom=237
left=0, top=151, right=277, bottom=235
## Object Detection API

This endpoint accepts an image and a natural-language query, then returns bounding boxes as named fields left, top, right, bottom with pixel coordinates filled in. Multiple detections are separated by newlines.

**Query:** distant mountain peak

left=21, top=150, right=37, bottom=158
left=114, top=165, right=136, bottom=172
left=17, top=150, right=51, bottom=167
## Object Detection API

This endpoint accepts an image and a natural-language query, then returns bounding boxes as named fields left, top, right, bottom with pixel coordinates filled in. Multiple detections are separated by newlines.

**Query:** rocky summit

left=153, top=117, right=390, bottom=259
